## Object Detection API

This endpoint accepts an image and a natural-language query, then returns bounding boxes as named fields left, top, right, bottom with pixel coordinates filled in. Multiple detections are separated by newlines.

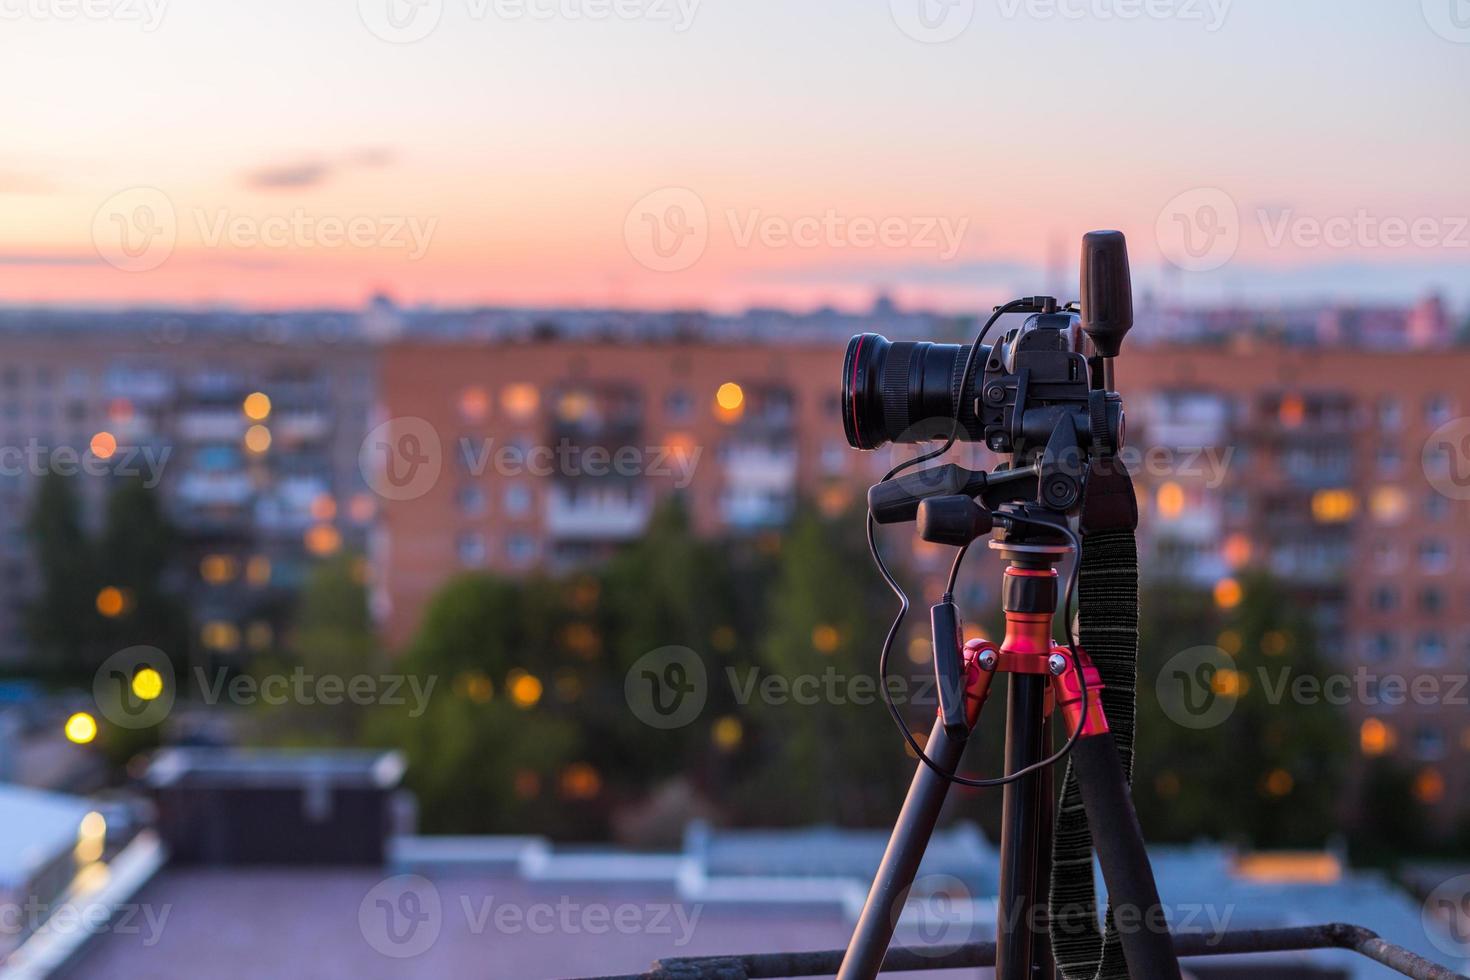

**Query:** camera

left=846, top=231, right=1136, bottom=522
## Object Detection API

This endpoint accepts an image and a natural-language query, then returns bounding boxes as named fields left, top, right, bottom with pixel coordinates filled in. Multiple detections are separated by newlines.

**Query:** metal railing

left=577, top=923, right=1466, bottom=980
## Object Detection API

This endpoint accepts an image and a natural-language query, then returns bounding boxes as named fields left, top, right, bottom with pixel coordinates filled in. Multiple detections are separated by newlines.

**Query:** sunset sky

left=1, top=0, right=1467, bottom=312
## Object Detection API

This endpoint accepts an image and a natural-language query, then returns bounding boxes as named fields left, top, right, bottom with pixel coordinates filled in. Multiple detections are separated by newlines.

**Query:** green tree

left=736, top=506, right=916, bottom=826
left=369, top=571, right=589, bottom=835
left=1133, top=573, right=1352, bottom=847
left=98, top=478, right=188, bottom=660
left=254, top=553, right=377, bottom=745
left=25, top=472, right=98, bottom=679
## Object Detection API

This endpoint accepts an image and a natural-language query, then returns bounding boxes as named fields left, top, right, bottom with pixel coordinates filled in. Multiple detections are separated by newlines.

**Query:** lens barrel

left=842, top=333, right=981, bottom=449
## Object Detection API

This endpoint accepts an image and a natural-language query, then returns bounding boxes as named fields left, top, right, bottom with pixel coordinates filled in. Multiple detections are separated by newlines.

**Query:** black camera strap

left=1049, top=456, right=1140, bottom=980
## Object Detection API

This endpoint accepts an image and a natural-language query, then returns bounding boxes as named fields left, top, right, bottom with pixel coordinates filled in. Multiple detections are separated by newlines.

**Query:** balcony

left=546, top=486, right=651, bottom=540
left=177, top=410, right=247, bottom=442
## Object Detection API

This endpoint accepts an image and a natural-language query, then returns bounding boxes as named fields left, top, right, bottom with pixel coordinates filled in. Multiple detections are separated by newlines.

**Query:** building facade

left=0, top=314, right=377, bottom=667
left=376, top=337, right=1470, bottom=819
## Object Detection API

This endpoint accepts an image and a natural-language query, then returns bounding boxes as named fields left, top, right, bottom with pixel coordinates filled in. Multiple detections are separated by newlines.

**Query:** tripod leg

left=1070, top=731, right=1182, bottom=980
left=997, top=674, right=1048, bottom=980
left=838, top=717, right=967, bottom=980
left=1033, top=716, right=1056, bottom=980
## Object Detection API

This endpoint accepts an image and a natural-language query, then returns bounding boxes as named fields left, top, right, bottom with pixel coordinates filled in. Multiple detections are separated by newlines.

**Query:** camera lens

left=842, top=333, right=982, bottom=449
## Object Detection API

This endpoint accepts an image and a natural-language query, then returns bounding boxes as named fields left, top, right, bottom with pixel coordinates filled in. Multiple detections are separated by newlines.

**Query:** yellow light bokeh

left=716, top=382, right=745, bottom=411
left=502, top=383, right=540, bottom=420
left=310, top=494, right=337, bottom=521
left=560, top=762, right=602, bottom=800
left=509, top=671, right=543, bottom=708
left=714, top=382, right=746, bottom=422
left=713, top=716, right=744, bottom=751
left=89, top=431, right=117, bottom=460
left=1263, top=768, right=1294, bottom=797
left=1370, top=487, right=1408, bottom=523
left=201, top=620, right=241, bottom=652
left=1310, top=488, right=1357, bottom=523
left=65, top=712, right=97, bottom=745
left=246, top=555, right=272, bottom=586
left=242, top=391, right=272, bottom=421
left=95, top=586, right=126, bottom=618
left=1415, top=768, right=1446, bottom=805
left=131, top=667, right=164, bottom=701
left=1278, top=394, right=1305, bottom=427
left=1360, top=718, right=1393, bottom=756
left=811, top=624, right=840, bottom=654
left=458, top=386, right=490, bottom=422
left=1213, top=577, right=1243, bottom=609
left=244, top=424, right=272, bottom=453
left=304, top=524, right=342, bottom=556
left=79, top=811, right=107, bottom=840
left=1156, top=481, right=1185, bottom=518
left=1222, top=533, right=1252, bottom=568
left=200, top=554, right=238, bottom=585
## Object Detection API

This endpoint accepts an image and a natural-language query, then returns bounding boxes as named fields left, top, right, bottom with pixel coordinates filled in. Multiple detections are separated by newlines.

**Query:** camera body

left=977, top=311, right=1123, bottom=463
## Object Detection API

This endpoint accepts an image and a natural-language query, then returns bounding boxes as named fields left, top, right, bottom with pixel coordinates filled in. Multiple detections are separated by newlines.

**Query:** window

left=458, top=485, right=486, bottom=517
left=664, top=389, right=693, bottom=422
left=507, top=533, right=537, bottom=563
left=1424, top=394, right=1453, bottom=427
left=1414, top=726, right=1445, bottom=760
left=820, top=441, right=847, bottom=475
left=1420, top=587, right=1445, bottom=614
left=1378, top=398, right=1402, bottom=430
left=1419, top=539, right=1451, bottom=573
left=1370, top=540, right=1400, bottom=570
left=457, top=532, right=487, bottom=567
left=1375, top=445, right=1400, bottom=477
left=1369, top=585, right=1398, bottom=612
left=504, top=484, right=532, bottom=516
left=1363, top=632, right=1397, bottom=663
left=1415, top=631, right=1446, bottom=665
left=1425, top=491, right=1449, bottom=521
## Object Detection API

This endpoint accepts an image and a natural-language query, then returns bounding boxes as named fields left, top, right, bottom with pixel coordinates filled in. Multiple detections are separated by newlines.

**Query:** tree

left=97, top=478, right=188, bottom=662
left=368, top=571, right=589, bottom=836
left=252, top=553, right=378, bottom=745
left=1133, top=573, right=1352, bottom=847
left=735, top=505, right=917, bottom=826
left=25, top=472, right=98, bottom=679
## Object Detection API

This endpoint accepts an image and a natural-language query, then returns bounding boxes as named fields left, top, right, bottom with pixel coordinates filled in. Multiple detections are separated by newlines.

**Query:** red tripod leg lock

left=1049, top=644, right=1110, bottom=738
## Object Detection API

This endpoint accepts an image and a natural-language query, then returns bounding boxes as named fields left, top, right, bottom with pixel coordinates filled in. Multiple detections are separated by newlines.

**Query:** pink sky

left=2, top=2, right=1467, bottom=312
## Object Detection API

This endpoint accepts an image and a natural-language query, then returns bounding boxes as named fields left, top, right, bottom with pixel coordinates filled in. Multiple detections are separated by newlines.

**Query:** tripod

left=838, top=509, right=1182, bottom=980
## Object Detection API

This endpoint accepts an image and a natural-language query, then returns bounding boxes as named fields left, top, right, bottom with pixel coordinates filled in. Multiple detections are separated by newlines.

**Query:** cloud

left=243, top=148, right=396, bottom=191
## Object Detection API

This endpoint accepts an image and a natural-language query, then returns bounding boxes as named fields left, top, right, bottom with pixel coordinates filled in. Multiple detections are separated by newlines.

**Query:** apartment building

left=1120, top=344, right=1470, bottom=818
left=0, top=314, right=376, bottom=666
left=376, top=337, right=1470, bottom=817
